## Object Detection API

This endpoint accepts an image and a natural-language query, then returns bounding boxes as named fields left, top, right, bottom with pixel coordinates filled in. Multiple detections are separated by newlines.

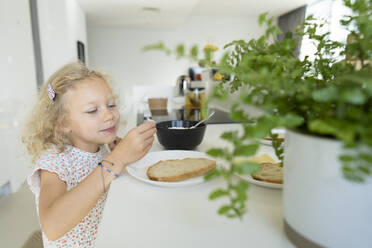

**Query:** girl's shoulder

left=36, top=144, right=109, bottom=169
left=37, top=145, right=69, bottom=162
left=28, top=146, right=72, bottom=194
left=29, top=145, right=109, bottom=196
left=35, top=145, right=72, bottom=176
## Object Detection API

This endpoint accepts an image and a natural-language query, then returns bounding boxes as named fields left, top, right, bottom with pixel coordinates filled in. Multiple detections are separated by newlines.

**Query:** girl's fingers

left=137, top=121, right=156, bottom=133
left=140, top=127, right=156, bottom=139
left=143, top=143, right=152, bottom=154
left=143, top=136, right=154, bottom=147
left=144, top=135, right=154, bottom=143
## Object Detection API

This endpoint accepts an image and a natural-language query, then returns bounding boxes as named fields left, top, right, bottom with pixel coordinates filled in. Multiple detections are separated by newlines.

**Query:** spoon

left=190, top=111, right=215, bottom=129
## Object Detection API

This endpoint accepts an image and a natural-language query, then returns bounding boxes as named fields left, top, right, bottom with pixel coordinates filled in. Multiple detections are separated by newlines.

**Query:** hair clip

left=47, top=83, right=56, bottom=100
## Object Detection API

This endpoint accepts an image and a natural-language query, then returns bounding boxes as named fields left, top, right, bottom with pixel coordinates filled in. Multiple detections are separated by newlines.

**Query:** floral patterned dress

left=27, top=145, right=109, bottom=248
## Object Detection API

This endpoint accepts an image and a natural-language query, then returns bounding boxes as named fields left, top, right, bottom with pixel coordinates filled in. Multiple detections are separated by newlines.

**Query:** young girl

left=22, top=62, right=156, bottom=247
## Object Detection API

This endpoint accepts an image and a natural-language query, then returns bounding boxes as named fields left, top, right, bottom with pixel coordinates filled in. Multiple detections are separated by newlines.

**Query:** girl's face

left=62, top=78, right=120, bottom=152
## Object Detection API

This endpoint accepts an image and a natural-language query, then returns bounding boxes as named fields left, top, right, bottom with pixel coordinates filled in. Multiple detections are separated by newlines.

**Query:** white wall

left=87, top=16, right=265, bottom=121
left=0, top=0, right=88, bottom=193
left=38, top=0, right=88, bottom=80
left=0, top=0, right=37, bottom=192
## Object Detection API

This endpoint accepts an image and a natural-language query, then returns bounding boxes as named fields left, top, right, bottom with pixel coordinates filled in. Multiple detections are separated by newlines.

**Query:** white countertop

left=95, top=123, right=294, bottom=248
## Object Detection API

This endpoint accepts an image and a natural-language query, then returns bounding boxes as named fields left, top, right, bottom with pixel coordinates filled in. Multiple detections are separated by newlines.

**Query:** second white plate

left=234, top=150, right=283, bottom=189
left=126, top=150, right=214, bottom=187
left=236, top=174, right=283, bottom=189
left=259, top=128, right=286, bottom=146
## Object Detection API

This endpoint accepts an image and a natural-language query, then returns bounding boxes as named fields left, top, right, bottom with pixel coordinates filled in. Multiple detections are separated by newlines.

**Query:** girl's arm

left=38, top=121, right=156, bottom=241
left=39, top=166, right=115, bottom=241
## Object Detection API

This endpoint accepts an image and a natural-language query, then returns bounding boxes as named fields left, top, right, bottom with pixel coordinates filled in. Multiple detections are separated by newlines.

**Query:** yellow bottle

left=185, top=80, right=205, bottom=121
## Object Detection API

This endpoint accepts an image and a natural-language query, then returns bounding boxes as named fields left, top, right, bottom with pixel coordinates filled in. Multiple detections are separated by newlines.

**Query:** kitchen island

left=95, top=122, right=294, bottom=248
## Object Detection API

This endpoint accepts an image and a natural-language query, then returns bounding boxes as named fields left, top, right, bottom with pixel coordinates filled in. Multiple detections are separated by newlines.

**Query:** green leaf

left=211, top=83, right=229, bottom=100
left=258, top=13, right=268, bottom=26
left=218, top=205, right=232, bottom=215
left=235, top=180, right=249, bottom=191
left=245, top=118, right=276, bottom=139
left=270, top=132, right=284, bottom=166
left=278, top=114, right=304, bottom=128
left=189, top=45, right=198, bottom=59
left=198, top=59, right=207, bottom=68
left=220, top=131, right=239, bottom=143
left=343, top=165, right=365, bottom=182
left=340, top=88, right=367, bottom=104
left=220, top=52, right=231, bottom=66
left=312, top=86, right=339, bottom=102
left=340, top=154, right=354, bottom=162
left=230, top=109, right=246, bottom=122
left=206, top=148, right=231, bottom=160
left=230, top=104, right=254, bottom=123
left=233, top=143, right=259, bottom=157
left=234, top=183, right=248, bottom=202
left=142, top=41, right=165, bottom=51
left=308, top=119, right=355, bottom=144
left=233, top=161, right=261, bottom=174
left=206, top=148, right=225, bottom=157
left=209, top=189, right=229, bottom=200
left=204, top=168, right=221, bottom=181
left=360, top=153, right=372, bottom=164
left=309, top=119, right=336, bottom=135
left=365, top=80, right=372, bottom=95
left=176, top=44, right=185, bottom=58
left=204, top=49, right=212, bottom=63
left=358, top=165, right=371, bottom=175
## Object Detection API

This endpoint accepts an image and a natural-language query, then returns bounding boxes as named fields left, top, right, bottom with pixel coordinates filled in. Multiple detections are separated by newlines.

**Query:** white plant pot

left=283, top=129, right=372, bottom=248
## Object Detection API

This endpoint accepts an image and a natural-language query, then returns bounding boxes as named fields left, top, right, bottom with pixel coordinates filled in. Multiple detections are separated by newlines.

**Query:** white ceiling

left=76, top=0, right=315, bottom=28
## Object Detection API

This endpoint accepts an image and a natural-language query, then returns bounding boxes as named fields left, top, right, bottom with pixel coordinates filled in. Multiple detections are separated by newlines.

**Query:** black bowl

left=156, top=120, right=206, bottom=150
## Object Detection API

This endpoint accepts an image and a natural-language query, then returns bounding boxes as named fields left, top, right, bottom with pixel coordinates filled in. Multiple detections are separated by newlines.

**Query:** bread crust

left=263, top=137, right=285, bottom=142
left=252, top=162, right=283, bottom=184
left=146, top=158, right=216, bottom=182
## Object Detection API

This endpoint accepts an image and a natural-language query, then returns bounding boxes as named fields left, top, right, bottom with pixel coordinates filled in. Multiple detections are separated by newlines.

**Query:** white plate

left=126, top=150, right=215, bottom=187
left=234, top=150, right=283, bottom=189
left=236, top=174, right=282, bottom=189
left=259, top=128, right=286, bottom=146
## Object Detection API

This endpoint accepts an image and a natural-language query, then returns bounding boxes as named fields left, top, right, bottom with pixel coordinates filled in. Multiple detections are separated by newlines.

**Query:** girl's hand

left=108, top=121, right=156, bottom=169
left=108, top=136, right=121, bottom=151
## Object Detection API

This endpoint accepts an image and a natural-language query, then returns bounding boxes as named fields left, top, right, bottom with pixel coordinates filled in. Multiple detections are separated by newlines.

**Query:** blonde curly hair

left=22, top=62, right=114, bottom=163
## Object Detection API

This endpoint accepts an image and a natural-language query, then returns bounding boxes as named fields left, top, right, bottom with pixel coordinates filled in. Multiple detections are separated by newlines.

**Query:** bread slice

left=146, top=158, right=216, bottom=182
left=252, top=162, right=283, bottom=184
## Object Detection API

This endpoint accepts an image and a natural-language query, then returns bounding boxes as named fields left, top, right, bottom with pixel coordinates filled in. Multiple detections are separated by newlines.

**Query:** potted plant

left=144, top=0, right=372, bottom=246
